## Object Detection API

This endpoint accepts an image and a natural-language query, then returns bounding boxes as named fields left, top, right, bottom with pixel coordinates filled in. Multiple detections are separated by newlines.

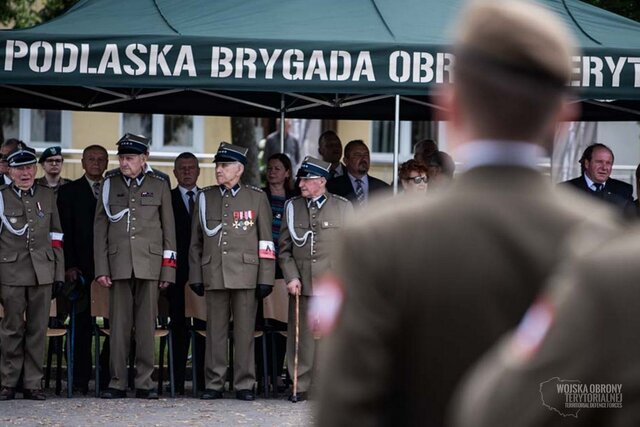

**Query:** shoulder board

left=104, top=168, right=121, bottom=179
left=330, top=193, right=349, bottom=203
left=202, top=185, right=218, bottom=192
left=245, top=185, right=264, bottom=193
left=147, top=171, right=168, bottom=182
left=0, top=184, right=8, bottom=192
left=35, top=180, right=49, bottom=188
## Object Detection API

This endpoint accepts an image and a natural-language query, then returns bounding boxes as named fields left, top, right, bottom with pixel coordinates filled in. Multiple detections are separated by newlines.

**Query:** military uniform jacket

left=189, top=184, right=275, bottom=290
left=94, top=169, right=176, bottom=283
left=279, top=193, right=353, bottom=296
left=0, top=183, right=64, bottom=286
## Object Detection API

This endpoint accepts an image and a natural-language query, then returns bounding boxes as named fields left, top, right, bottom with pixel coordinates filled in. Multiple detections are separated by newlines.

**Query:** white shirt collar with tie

left=179, top=185, right=198, bottom=213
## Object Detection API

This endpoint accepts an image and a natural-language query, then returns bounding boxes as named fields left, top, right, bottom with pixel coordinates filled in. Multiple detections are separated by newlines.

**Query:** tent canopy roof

left=1, top=0, right=639, bottom=120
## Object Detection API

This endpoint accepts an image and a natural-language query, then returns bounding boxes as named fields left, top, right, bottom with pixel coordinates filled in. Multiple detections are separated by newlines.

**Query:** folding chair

left=91, top=281, right=176, bottom=398
left=44, top=299, right=73, bottom=397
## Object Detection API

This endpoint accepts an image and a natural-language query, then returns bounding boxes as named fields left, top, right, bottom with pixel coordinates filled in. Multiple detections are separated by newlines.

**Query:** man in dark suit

left=326, top=139, right=389, bottom=206
left=560, top=143, right=633, bottom=213
left=57, top=144, right=109, bottom=394
left=168, top=152, right=205, bottom=395
left=318, top=130, right=345, bottom=179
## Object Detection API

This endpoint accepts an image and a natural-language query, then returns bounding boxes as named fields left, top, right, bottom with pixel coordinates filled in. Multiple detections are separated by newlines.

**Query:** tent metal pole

left=393, top=95, right=400, bottom=195
left=192, top=89, right=279, bottom=112
left=286, top=92, right=334, bottom=107
left=2, top=85, right=84, bottom=108
left=280, top=94, right=285, bottom=154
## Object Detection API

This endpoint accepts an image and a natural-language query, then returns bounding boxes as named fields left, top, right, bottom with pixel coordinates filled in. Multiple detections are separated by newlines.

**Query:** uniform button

left=30, top=248, right=34, bottom=252
left=223, top=222, right=227, bottom=226
left=132, top=217, right=136, bottom=221
left=30, top=228, right=34, bottom=232
left=131, top=236, right=136, bottom=240
left=223, top=242, right=228, bottom=245
left=131, top=208, right=136, bottom=212
left=312, top=215, right=316, bottom=219
left=225, top=204, right=229, bottom=207
left=312, top=251, right=317, bottom=255
left=312, top=259, right=317, bottom=263
left=27, top=208, right=32, bottom=213
left=312, top=223, right=317, bottom=227
left=131, top=198, right=136, bottom=202
left=223, top=214, right=228, bottom=217
left=29, top=219, right=33, bottom=223
left=223, top=251, right=228, bottom=255
left=131, top=227, right=136, bottom=230
left=25, top=200, right=30, bottom=204
left=225, top=194, right=229, bottom=198
left=223, top=232, right=228, bottom=235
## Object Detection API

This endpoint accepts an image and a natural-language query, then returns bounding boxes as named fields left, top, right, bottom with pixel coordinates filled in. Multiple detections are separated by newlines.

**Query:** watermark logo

left=539, top=377, right=623, bottom=417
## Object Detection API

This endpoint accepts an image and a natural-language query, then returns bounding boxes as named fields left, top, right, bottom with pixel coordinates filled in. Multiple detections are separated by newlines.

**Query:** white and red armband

left=258, top=240, right=276, bottom=260
left=50, top=232, right=64, bottom=248
left=162, top=250, right=177, bottom=268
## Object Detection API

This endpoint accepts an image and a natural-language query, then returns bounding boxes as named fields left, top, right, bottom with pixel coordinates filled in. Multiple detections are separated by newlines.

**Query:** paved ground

left=0, top=393, right=314, bottom=426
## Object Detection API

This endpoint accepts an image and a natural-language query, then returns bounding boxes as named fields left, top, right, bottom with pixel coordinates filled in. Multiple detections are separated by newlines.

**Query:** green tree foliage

left=579, top=0, right=639, bottom=22
left=0, top=0, right=78, bottom=29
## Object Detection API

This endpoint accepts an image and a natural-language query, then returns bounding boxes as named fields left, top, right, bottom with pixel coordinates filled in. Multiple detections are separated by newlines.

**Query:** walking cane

left=291, top=291, right=300, bottom=403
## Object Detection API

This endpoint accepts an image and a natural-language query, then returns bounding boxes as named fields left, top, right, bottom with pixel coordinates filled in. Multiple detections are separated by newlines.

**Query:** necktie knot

left=593, top=183, right=603, bottom=192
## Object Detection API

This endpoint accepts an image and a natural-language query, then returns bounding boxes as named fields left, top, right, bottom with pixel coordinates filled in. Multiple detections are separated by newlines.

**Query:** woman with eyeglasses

left=399, top=159, right=429, bottom=194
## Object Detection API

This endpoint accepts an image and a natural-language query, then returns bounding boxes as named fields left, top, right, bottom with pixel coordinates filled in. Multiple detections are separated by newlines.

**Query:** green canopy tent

left=0, top=0, right=639, bottom=121
left=1, top=0, right=639, bottom=188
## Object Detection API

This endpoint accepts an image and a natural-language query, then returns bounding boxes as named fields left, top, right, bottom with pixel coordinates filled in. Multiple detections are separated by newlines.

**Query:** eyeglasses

left=45, top=159, right=63, bottom=165
left=404, top=176, right=428, bottom=184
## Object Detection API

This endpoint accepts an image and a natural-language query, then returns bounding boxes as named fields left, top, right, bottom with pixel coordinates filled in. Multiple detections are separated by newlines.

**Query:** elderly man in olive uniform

left=94, top=133, right=176, bottom=400
left=0, top=143, right=65, bottom=401
left=189, top=143, right=275, bottom=401
left=279, top=156, right=353, bottom=402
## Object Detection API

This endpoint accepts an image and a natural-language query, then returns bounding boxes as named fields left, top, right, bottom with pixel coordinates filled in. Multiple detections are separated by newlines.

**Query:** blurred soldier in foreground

left=452, top=230, right=640, bottom=426
left=316, top=1, right=620, bottom=426
left=94, top=133, right=176, bottom=399
left=189, top=143, right=275, bottom=401
left=278, top=157, right=353, bottom=402
left=0, top=143, right=64, bottom=401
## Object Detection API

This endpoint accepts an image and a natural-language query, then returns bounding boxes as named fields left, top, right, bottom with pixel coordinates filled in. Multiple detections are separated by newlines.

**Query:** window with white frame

left=369, top=120, right=437, bottom=163
left=121, top=113, right=204, bottom=152
left=0, top=108, right=71, bottom=147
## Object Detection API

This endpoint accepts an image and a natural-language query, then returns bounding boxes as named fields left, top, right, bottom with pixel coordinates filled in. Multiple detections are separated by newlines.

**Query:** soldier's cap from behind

left=451, top=0, right=576, bottom=141
left=454, top=0, right=575, bottom=89
left=7, top=142, right=37, bottom=167
left=117, top=133, right=150, bottom=155
left=38, top=146, right=62, bottom=164
left=297, top=156, right=331, bottom=179
left=214, top=142, right=248, bottom=165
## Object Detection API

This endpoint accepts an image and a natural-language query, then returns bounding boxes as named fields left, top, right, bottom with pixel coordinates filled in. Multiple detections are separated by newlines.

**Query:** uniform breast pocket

left=205, top=215, right=221, bottom=232
left=140, top=197, right=161, bottom=219
left=320, top=219, right=341, bottom=239
left=294, top=222, right=311, bottom=236
left=3, top=208, right=25, bottom=228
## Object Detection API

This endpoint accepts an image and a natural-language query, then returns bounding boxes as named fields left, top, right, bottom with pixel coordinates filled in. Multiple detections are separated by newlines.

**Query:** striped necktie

left=92, top=181, right=101, bottom=199
left=355, top=179, right=365, bottom=205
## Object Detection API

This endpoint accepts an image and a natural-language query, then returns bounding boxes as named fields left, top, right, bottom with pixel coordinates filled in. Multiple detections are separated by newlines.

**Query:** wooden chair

left=0, top=298, right=72, bottom=397
left=44, top=299, right=73, bottom=397
left=90, top=281, right=175, bottom=398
